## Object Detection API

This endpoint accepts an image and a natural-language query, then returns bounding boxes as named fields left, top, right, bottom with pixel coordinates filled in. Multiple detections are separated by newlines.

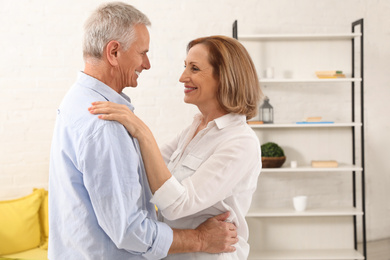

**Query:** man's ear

left=105, top=40, right=120, bottom=66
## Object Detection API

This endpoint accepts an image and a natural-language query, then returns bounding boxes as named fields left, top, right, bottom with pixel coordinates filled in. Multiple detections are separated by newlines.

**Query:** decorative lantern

left=259, top=96, right=274, bottom=123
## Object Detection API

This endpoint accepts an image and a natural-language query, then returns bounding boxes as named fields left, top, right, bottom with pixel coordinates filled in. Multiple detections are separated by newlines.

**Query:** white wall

left=0, top=0, right=389, bottom=242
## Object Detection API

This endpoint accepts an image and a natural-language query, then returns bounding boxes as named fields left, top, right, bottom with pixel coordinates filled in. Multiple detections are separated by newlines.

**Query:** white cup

left=265, top=67, right=274, bottom=78
left=290, top=161, right=298, bottom=168
left=293, top=196, right=307, bottom=212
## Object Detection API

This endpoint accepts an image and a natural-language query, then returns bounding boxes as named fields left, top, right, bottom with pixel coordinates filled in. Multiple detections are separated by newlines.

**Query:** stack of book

left=315, top=70, right=346, bottom=79
left=247, top=121, right=264, bottom=125
left=296, top=117, right=334, bottom=124
left=311, top=160, right=339, bottom=168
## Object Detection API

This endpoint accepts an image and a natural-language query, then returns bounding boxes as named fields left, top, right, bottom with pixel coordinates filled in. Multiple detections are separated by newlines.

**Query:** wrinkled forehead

left=185, top=44, right=210, bottom=65
left=130, top=24, right=150, bottom=50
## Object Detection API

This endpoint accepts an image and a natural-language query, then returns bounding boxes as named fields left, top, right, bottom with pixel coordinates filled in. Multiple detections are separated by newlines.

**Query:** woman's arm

left=88, top=101, right=172, bottom=193
left=89, top=101, right=261, bottom=221
left=160, top=134, right=181, bottom=165
left=151, top=134, right=261, bottom=220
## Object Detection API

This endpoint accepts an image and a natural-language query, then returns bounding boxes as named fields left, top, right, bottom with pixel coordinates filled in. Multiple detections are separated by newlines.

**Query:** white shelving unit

left=249, top=249, right=365, bottom=260
left=237, top=33, right=362, bottom=41
left=249, top=122, right=362, bottom=128
left=259, top=78, right=361, bottom=84
left=247, top=207, right=363, bottom=218
left=261, top=164, right=362, bottom=173
left=233, top=20, right=366, bottom=260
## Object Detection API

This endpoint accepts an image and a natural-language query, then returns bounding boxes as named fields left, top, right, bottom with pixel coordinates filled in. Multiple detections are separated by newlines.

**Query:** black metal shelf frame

left=233, top=19, right=367, bottom=259
left=352, top=18, right=366, bottom=259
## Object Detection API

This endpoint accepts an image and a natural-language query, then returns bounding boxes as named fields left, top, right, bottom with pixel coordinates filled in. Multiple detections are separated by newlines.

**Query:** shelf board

left=259, top=78, right=362, bottom=83
left=249, top=122, right=362, bottom=128
left=248, top=249, right=364, bottom=260
left=238, top=33, right=362, bottom=41
left=261, top=164, right=363, bottom=173
left=246, top=207, right=363, bottom=217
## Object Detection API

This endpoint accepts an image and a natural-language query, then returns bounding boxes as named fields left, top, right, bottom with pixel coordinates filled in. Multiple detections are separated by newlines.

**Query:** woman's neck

left=194, top=106, right=228, bottom=137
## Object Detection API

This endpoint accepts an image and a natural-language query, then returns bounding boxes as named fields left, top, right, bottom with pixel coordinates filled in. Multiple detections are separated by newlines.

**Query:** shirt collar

left=214, top=113, right=246, bottom=129
left=194, top=113, right=246, bottom=130
left=77, top=71, right=134, bottom=112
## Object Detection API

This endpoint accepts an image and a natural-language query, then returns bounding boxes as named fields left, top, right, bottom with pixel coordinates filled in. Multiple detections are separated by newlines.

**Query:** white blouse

left=150, top=113, right=262, bottom=260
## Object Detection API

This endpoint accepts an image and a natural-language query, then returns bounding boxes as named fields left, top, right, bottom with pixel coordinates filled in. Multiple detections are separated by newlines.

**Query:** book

left=247, top=121, right=264, bottom=125
left=315, top=70, right=346, bottom=79
left=306, top=117, right=322, bottom=122
left=296, top=116, right=334, bottom=124
left=311, top=160, right=338, bottom=168
left=296, top=121, right=334, bottom=124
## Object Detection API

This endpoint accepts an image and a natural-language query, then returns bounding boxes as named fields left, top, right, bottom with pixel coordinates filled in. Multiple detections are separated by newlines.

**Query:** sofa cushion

left=35, top=189, right=48, bottom=249
left=1, top=247, right=48, bottom=260
left=0, top=189, right=45, bottom=255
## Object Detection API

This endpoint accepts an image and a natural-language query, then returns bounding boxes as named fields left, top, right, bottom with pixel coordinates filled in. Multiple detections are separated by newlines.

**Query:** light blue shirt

left=48, top=72, right=173, bottom=260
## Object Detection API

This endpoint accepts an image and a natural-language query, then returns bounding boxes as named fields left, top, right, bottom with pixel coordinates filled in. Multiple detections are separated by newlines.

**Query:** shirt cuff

left=150, top=176, right=185, bottom=211
left=144, top=221, right=173, bottom=260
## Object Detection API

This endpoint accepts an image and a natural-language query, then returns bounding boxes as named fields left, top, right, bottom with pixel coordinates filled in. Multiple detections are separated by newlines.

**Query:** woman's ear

left=105, top=40, right=120, bottom=66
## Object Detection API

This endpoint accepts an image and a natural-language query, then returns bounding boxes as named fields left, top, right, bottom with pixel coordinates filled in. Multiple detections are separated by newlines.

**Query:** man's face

left=117, top=24, right=150, bottom=89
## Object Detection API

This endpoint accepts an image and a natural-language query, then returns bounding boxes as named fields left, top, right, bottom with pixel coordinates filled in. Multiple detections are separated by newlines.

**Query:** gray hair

left=83, top=2, right=151, bottom=62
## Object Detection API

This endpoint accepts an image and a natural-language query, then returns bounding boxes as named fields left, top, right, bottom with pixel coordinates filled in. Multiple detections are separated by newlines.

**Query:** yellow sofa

left=0, top=189, right=48, bottom=260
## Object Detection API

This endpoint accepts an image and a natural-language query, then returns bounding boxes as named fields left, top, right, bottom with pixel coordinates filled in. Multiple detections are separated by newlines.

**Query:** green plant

left=261, top=142, right=285, bottom=157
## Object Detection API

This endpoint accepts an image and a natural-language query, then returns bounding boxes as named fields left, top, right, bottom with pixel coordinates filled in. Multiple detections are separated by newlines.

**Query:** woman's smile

left=184, top=85, right=198, bottom=93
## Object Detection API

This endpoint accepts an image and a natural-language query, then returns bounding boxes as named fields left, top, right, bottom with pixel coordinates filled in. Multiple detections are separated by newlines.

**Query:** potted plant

left=261, top=142, right=286, bottom=168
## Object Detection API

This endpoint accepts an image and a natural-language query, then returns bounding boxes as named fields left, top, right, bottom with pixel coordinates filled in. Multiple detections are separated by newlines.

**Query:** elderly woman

left=89, top=35, right=263, bottom=259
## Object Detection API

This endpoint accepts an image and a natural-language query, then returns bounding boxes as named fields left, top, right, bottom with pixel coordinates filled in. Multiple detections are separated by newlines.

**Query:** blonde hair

left=187, top=36, right=262, bottom=120
left=83, top=2, right=151, bottom=62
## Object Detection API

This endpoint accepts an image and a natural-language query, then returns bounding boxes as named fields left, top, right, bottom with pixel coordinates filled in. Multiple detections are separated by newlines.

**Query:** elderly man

left=48, top=2, right=237, bottom=259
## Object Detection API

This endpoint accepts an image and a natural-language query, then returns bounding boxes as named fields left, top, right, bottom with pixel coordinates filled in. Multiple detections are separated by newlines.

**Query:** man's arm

left=169, top=212, right=238, bottom=255
left=80, top=123, right=173, bottom=259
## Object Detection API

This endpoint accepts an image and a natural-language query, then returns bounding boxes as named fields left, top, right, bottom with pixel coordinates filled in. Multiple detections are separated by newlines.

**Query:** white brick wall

left=0, top=0, right=389, bottom=242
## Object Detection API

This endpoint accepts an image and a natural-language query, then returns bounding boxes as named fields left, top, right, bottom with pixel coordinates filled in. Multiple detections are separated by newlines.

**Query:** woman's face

left=179, top=44, right=220, bottom=110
